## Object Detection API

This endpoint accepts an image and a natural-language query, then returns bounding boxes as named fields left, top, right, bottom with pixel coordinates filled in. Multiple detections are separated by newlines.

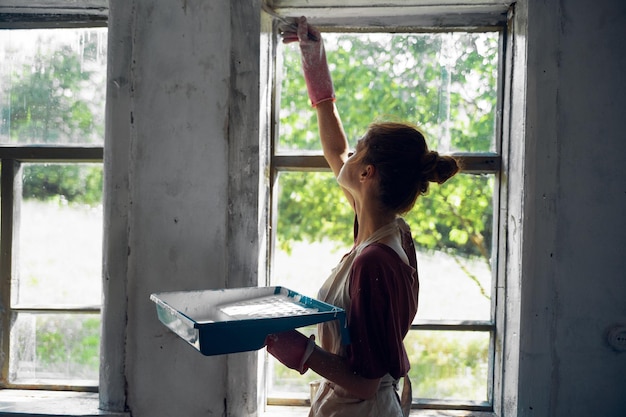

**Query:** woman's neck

left=353, top=201, right=396, bottom=246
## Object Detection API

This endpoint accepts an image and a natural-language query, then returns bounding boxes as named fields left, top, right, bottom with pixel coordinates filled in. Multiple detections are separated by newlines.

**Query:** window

left=0, top=26, right=107, bottom=390
left=263, top=6, right=506, bottom=413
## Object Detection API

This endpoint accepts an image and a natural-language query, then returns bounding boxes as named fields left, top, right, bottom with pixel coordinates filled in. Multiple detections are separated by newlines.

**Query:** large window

left=265, top=21, right=504, bottom=413
left=0, top=27, right=107, bottom=390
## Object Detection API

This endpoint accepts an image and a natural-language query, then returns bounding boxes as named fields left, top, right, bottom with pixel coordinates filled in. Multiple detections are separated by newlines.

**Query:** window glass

left=269, top=174, right=494, bottom=400
left=0, top=28, right=107, bottom=145
left=11, top=313, right=100, bottom=384
left=13, top=163, right=103, bottom=308
left=405, top=330, right=490, bottom=402
left=408, top=174, right=494, bottom=322
left=270, top=29, right=500, bottom=405
left=272, top=171, right=352, bottom=298
left=0, top=26, right=106, bottom=389
left=278, top=32, right=499, bottom=153
left=272, top=172, right=493, bottom=320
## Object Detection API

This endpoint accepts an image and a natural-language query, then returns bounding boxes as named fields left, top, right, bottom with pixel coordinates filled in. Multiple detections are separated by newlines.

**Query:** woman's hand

left=280, top=17, right=335, bottom=107
left=266, top=330, right=315, bottom=374
left=267, top=329, right=381, bottom=399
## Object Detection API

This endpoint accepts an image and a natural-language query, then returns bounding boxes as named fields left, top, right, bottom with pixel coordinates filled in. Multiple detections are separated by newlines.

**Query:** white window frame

left=260, top=1, right=526, bottom=416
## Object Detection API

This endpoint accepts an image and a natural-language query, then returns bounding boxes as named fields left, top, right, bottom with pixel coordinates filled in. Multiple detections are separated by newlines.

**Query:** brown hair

left=358, top=122, right=459, bottom=214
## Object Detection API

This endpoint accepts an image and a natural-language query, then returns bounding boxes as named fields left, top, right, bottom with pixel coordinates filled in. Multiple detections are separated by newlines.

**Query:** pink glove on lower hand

left=266, top=330, right=316, bottom=374
left=281, top=17, right=335, bottom=107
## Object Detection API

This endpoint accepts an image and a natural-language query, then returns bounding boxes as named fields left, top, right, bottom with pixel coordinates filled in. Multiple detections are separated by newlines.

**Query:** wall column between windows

left=99, top=0, right=133, bottom=411
left=103, top=0, right=234, bottom=415
left=226, top=0, right=263, bottom=416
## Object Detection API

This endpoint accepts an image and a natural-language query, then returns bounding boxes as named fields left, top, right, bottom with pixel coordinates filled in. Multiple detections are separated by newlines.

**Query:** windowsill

left=0, top=390, right=129, bottom=417
left=0, top=391, right=498, bottom=417
left=262, top=405, right=497, bottom=417
left=0, top=391, right=495, bottom=417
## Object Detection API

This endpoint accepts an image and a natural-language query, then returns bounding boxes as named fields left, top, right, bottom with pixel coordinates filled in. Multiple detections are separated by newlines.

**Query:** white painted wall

left=101, top=0, right=625, bottom=416
left=515, top=0, right=626, bottom=416
left=125, top=0, right=231, bottom=413
left=103, top=0, right=259, bottom=415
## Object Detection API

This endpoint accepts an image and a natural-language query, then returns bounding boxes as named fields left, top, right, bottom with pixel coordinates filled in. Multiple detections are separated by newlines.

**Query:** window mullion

left=411, top=320, right=494, bottom=332
left=12, top=306, right=101, bottom=314
left=273, top=153, right=501, bottom=174
left=0, top=160, right=20, bottom=386
left=0, top=146, right=103, bottom=163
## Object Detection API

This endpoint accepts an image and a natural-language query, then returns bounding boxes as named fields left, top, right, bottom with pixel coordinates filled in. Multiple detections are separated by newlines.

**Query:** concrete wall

left=515, top=0, right=626, bottom=416
left=103, top=0, right=260, bottom=415
left=100, top=0, right=625, bottom=416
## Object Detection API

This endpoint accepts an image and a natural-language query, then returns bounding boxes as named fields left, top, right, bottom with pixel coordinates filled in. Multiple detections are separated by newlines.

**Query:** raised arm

left=316, top=100, right=350, bottom=178
left=282, top=17, right=354, bottom=206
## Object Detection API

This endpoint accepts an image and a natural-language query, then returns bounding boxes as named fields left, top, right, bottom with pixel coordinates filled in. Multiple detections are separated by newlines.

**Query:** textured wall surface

left=516, top=0, right=626, bottom=416
left=104, top=0, right=241, bottom=415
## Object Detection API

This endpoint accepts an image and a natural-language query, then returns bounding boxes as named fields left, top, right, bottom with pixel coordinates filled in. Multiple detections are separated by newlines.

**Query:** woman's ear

left=360, top=164, right=376, bottom=182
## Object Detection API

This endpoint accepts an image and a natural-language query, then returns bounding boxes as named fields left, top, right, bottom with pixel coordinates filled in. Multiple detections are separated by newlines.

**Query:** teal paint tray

left=150, top=286, right=350, bottom=356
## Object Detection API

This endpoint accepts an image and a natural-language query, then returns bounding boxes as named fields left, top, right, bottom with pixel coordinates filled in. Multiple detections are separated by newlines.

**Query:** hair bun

left=423, top=152, right=459, bottom=184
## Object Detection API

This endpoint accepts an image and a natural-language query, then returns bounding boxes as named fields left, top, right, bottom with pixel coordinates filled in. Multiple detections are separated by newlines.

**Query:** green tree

left=36, top=316, right=100, bottom=377
left=1, top=38, right=104, bottom=144
left=22, top=163, right=103, bottom=205
left=0, top=31, right=105, bottom=205
left=277, top=32, right=499, bottom=278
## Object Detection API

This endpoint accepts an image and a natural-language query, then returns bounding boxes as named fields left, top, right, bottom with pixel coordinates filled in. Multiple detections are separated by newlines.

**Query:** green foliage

left=406, top=331, right=488, bottom=400
left=277, top=32, right=499, bottom=264
left=36, top=315, right=101, bottom=375
left=1, top=32, right=106, bottom=206
left=22, top=164, right=103, bottom=206
left=406, top=174, right=494, bottom=260
left=276, top=172, right=353, bottom=254
left=1, top=42, right=104, bottom=144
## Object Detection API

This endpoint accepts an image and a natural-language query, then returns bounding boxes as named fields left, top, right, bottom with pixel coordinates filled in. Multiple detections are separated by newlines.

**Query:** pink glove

left=281, top=17, right=335, bottom=107
left=266, top=330, right=316, bottom=374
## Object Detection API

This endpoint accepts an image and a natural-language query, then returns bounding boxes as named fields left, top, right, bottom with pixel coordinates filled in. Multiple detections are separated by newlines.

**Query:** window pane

left=274, top=171, right=494, bottom=321
left=406, top=330, right=489, bottom=402
left=272, top=28, right=500, bottom=406
left=270, top=171, right=353, bottom=399
left=13, top=163, right=103, bottom=307
left=270, top=171, right=495, bottom=398
left=10, top=313, right=100, bottom=385
left=406, top=174, right=494, bottom=321
left=272, top=171, right=353, bottom=297
left=279, top=32, right=499, bottom=153
left=0, top=28, right=107, bottom=145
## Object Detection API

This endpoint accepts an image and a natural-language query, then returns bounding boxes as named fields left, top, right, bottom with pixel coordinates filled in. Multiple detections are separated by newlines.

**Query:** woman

left=266, top=17, right=459, bottom=417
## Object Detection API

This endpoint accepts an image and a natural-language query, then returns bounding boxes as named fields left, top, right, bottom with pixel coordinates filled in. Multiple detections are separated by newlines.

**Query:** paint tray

left=150, top=286, right=350, bottom=356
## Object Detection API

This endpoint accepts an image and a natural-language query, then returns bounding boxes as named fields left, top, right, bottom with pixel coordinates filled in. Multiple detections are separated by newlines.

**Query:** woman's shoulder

left=357, top=242, right=396, bottom=259
left=354, top=243, right=410, bottom=270
left=350, top=243, right=417, bottom=300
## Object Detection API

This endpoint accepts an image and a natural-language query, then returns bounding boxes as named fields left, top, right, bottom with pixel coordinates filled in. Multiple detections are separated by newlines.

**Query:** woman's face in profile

left=337, top=139, right=367, bottom=191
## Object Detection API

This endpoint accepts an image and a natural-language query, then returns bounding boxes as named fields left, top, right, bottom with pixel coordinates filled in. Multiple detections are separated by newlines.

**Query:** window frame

left=0, top=149, right=104, bottom=391
left=262, top=2, right=511, bottom=413
left=0, top=3, right=107, bottom=392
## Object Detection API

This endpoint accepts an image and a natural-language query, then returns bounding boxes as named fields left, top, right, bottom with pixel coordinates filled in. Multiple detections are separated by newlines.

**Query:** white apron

left=310, top=218, right=412, bottom=417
